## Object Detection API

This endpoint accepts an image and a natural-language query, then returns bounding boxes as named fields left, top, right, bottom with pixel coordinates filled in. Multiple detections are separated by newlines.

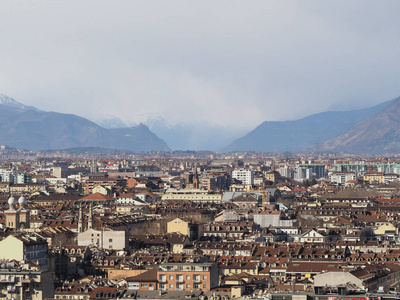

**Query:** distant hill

left=0, top=96, right=170, bottom=152
left=223, top=99, right=394, bottom=152
left=310, top=97, right=400, bottom=154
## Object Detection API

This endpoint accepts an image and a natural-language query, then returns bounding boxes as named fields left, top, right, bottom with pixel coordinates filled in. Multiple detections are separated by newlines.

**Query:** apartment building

left=0, top=263, right=54, bottom=300
left=329, top=171, right=356, bottom=185
left=0, top=235, right=48, bottom=270
left=158, top=262, right=218, bottom=292
left=232, top=169, right=253, bottom=185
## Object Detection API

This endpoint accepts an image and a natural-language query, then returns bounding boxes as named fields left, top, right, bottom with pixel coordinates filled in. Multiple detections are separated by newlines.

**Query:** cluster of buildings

left=0, top=151, right=400, bottom=299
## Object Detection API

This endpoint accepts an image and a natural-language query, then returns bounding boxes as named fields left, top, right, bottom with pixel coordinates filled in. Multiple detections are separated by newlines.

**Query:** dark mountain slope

left=0, top=104, right=169, bottom=151
left=223, top=99, right=393, bottom=152
left=311, top=97, right=400, bottom=154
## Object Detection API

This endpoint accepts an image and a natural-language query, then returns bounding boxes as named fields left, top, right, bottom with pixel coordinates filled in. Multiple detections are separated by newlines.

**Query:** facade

left=232, top=169, right=253, bottom=185
left=82, top=176, right=126, bottom=194
left=203, top=221, right=252, bottom=239
left=0, top=266, right=54, bottom=300
left=0, top=168, right=30, bottom=184
left=364, top=172, right=385, bottom=184
left=158, top=262, right=218, bottom=292
left=329, top=171, right=356, bottom=185
left=0, top=235, right=48, bottom=270
left=53, top=166, right=89, bottom=178
left=116, top=193, right=146, bottom=205
left=294, top=164, right=325, bottom=180
left=253, top=211, right=297, bottom=229
left=279, top=165, right=291, bottom=178
left=333, top=164, right=368, bottom=177
left=264, top=171, right=281, bottom=183
left=377, top=163, right=400, bottom=174
left=166, top=217, right=200, bottom=239
left=299, top=229, right=326, bottom=243
left=78, top=228, right=128, bottom=250
left=161, top=189, right=222, bottom=202
left=9, top=183, right=47, bottom=195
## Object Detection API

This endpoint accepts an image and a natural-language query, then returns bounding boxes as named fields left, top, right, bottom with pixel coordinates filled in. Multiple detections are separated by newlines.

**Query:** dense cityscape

left=1, top=147, right=400, bottom=299
left=3, top=1, right=400, bottom=300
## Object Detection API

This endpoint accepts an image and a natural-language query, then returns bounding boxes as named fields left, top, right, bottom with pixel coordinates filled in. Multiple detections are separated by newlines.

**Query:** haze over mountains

left=95, top=115, right=245, bottom=151
left=223, top=99, right=395, bottom=153
left=0, top=95, right=169, bottom=152
left=1, top=94, right=400, bottom=154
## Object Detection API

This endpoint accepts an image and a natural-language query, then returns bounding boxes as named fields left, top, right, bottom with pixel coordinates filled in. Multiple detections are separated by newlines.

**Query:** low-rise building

left=162, top=189, right=222, bottom=203
left=78, top=228, right=128, bottom=250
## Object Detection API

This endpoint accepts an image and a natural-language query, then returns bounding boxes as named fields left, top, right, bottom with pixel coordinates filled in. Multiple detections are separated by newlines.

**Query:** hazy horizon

left=1, top=1, right=400, bottom=133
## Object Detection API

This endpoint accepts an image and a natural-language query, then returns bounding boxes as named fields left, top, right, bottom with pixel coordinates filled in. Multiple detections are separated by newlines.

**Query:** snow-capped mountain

left=0, top=94, right=42, bottom=112
left=0, top=95, right=170, bottom=152
left=94, top=114, right=133, bottom=129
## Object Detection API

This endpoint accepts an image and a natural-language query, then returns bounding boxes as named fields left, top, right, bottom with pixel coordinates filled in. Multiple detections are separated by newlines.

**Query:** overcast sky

left=1, top=1, right=400, bottom=131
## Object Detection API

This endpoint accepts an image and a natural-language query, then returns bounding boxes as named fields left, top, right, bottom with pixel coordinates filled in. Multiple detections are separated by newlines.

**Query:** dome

left=18, top=196, right=27, bottom=205
left=8, top=196, right=16, bottom=205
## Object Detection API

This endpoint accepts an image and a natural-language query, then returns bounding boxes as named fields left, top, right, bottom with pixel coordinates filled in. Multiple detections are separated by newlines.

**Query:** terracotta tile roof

left=126, top=268, right=158, bottom=282
left=80, top=193, right=114, bottom=201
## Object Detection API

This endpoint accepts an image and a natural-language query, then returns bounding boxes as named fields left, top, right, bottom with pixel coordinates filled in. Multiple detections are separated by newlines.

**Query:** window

left=109, top=239, right=112, bottom=242
left=169, top=275, right=173, bottom=280
left=169, top=284, right=173, bottom=289
left=186, top=275, right=190, bottom=280
left=140, top=283, right=148, bottom=288
left=186, top=284, right=190, bottom=289
left=203, top=284, right=207, bottom=289
left=203, top=275, right=207, bottom=280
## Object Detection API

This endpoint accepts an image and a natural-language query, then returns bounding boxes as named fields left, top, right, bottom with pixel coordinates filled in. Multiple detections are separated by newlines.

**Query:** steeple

left=18, top=196, right=30, bottom=229
left=5, top=196, right=19, bottom=229
left=78, top=204, right=84, bottom=233
left=88, top=202, right=94, bottom=230
left=193, top=167, right=199, bottom=189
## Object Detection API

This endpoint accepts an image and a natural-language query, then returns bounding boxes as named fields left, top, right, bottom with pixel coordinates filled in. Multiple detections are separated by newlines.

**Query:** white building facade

left=232, top=169, right=254, bottom=185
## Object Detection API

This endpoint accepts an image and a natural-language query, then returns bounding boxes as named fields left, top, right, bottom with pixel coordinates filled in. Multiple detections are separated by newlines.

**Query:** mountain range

left=0, top=94, right=170, bottom=152
left=1, top=93, right=400, bottom=154
left=223, top=98, right=394, bottom=153
left=310, top=97, right=400, bottom=154
left=93, top=114, right=245, bottom=151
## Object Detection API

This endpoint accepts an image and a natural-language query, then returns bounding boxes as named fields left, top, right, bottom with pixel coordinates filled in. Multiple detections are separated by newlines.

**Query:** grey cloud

left=0, top=0, right=399, bottom=133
